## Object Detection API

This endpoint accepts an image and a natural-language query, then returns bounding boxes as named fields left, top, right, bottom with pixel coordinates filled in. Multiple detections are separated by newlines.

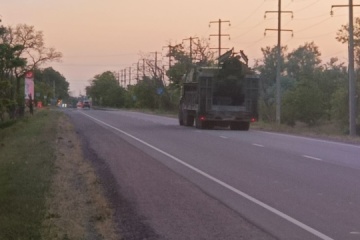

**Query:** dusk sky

left=2, top=0, right=359, bottom=95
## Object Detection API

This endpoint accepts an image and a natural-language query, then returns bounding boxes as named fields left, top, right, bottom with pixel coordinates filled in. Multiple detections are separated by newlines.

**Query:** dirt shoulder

left=41, top=113, right=120, bottom=240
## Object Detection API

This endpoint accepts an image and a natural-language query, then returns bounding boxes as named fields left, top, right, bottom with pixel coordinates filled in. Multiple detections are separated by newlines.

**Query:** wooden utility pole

left=136, top=61, right=140, bottom=82
left=183, top=37, right=199, bottom=62
left=163, top=44, right=175, bottom=68
left=150, top=51, right=161, bottom=78
left=264, top=1, right=293, bottom=125
left=123, top=69, right=126, bottom=87
left=128, top=67, right=131, bottom=86
left=331, top=2, right=360, bottom=136
left=122, top=69, right=124, bottom=87
left=142, top=59, right=146, bottom=78
left=209, top=19, right=230, bottom=59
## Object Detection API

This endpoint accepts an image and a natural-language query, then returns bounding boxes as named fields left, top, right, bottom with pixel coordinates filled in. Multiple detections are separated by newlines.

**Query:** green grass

left=0, top=109, right=60, bottom=240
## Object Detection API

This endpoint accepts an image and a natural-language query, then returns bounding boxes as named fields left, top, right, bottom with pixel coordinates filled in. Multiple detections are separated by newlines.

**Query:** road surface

left=65, top=108, right=360, bottom=240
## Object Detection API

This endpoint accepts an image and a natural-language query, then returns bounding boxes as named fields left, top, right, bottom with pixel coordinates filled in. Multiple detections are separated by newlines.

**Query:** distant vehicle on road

left=82, top=101, right=91, bottom=109
left=179, top=48, right=259, bottom=130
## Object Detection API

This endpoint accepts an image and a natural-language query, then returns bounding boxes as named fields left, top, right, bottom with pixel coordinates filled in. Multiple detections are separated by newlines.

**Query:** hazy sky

left=2, top=0, right=358, bottom=95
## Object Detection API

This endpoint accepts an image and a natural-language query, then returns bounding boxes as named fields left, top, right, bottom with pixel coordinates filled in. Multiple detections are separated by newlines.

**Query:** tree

left=336, top=18, right=360, bottom=133
left=191, top=38, right=215, bottom=65
left=282, top=80, right=325, bottom=126
left=336, top=17, right=360, bottom=65
left=319, top=58, right=347, bottom=121
left=282, top=43, right=325, bottom=125
left=0, top=20, right=26, bottom=120
left=1, top=24, right=62, bottom=100
left=34, top=67, right=69, bottom=104
left=131, top=76, right=158, bottom=109
left=166, top=40, right=214, bottom=87
left=254, top=45, right=288, bottom=122
left=86, top=71, right=126, bottom=107
left=165, top=44, right=191, bottom=86
left=286, top=42, right=322, bottom=79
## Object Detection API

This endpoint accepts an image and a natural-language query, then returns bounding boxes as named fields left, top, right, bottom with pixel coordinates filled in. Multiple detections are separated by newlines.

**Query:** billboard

left=25, top=71, right=34, bottom=100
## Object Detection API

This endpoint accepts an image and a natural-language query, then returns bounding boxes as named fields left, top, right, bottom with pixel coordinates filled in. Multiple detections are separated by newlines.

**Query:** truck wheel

left=178, top=110, right=184, bottom=126
left=183, top=111, right=194, bottom=127
left=240, top=121, right=250, bottom=131
left=185, top=115, right=194, bottom=126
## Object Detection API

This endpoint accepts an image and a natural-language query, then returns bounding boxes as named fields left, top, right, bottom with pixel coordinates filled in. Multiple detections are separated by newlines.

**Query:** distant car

left=82, top=101, right=91, bottom=109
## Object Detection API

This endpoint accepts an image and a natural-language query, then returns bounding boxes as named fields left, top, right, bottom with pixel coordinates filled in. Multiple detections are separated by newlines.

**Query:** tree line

left=0, top=18, right=67, bottom=121
left=3, top=16, right=356, bottom=134
left=85, top=20, right=360, bottom=134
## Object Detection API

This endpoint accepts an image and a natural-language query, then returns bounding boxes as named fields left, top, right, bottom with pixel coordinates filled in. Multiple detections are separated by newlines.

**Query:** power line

left=228, top=1, right=266, bottom=30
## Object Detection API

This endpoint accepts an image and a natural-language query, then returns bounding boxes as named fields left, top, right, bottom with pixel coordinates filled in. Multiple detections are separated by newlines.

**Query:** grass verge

left=0, top=110, right=58, bottom=239
left=0, top=109, right=120, bottom=240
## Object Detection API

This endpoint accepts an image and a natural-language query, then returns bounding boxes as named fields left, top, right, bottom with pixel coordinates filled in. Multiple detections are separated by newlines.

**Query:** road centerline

left=303, top=155, right=323, bottom=161
left=80, top=112, right=334, bottom=240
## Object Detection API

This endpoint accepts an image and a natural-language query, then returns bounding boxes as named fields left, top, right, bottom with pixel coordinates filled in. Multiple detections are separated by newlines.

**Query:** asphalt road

left=65, top=108, right=360, bottom=240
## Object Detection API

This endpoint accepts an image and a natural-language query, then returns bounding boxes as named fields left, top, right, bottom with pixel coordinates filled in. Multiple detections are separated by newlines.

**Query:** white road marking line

left=252, top=143, right=264, bottom=147
left=220, top=136, right=228, bottom=139
left=80, top=112, right=334, bottom=240
left=261, top=131, right=360, bottom=149
left=303, top=155, right=323, bottom=161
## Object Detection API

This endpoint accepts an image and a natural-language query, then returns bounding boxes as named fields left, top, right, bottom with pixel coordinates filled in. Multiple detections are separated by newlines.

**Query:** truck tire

left=240, top=121, right=250, bottom=131
left=184, top=111, right=194, bottom=126
left=178, top=109, right=184, bottom=126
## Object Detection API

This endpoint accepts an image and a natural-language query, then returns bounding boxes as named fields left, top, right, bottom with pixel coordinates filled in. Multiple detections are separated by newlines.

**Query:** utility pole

left=163, top=44, right=176, bottom=68
left=150, top=52, right=161, bottom=78
left=331, top=2, right=360, bottom=136
left=155, top=52, right=158, bottom=78
left=128, top=67, right=132, bottom=86
left=142, top=58, right=146, bottom=78
left=264, top=1, right=293, bottom=125
left=133, top=62, right=140, bottom=83
left=137, top=61, right=140, bottom=82
left=182, top=37, right=199, bottom=62
left=209, top=19, right=230, bottom=59
left=120, top=69, right=123, bottom=87
left=124, top=68, right=127, bottom=86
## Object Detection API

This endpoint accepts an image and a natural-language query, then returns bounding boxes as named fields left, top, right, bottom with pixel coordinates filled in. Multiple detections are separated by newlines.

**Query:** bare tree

left=192, top=38, right=215, bottom=65
left=2, top=24, right=62, bottom=96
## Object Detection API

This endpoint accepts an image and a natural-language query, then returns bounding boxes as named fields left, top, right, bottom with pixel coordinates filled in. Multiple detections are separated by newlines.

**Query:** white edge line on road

left=252, top=143, right=264, bottom=147
left=303, top=155, right=323, bottom=161
left=80, top=112, right=334, bottom=240
left=260, top=131, right=360, bottom=149
left=220, top=136, right=228, bottom=139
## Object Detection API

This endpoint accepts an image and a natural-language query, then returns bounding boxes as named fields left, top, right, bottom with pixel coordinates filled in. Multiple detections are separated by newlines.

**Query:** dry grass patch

left=41, top=113, right=120, bottom=240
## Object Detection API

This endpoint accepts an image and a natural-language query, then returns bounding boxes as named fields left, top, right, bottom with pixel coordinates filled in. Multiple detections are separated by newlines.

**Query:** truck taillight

left=199, top=116, right=206, bottom=121
left=251, top=118, right=257, bottom=123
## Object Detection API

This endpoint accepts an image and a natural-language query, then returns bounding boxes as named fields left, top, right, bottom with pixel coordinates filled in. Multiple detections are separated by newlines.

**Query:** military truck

left=178, top=49, right=259, bottom=130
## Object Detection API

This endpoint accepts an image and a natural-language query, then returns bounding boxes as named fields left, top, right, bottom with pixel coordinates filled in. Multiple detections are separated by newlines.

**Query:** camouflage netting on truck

left=214, top=56, right=248, bottom=106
